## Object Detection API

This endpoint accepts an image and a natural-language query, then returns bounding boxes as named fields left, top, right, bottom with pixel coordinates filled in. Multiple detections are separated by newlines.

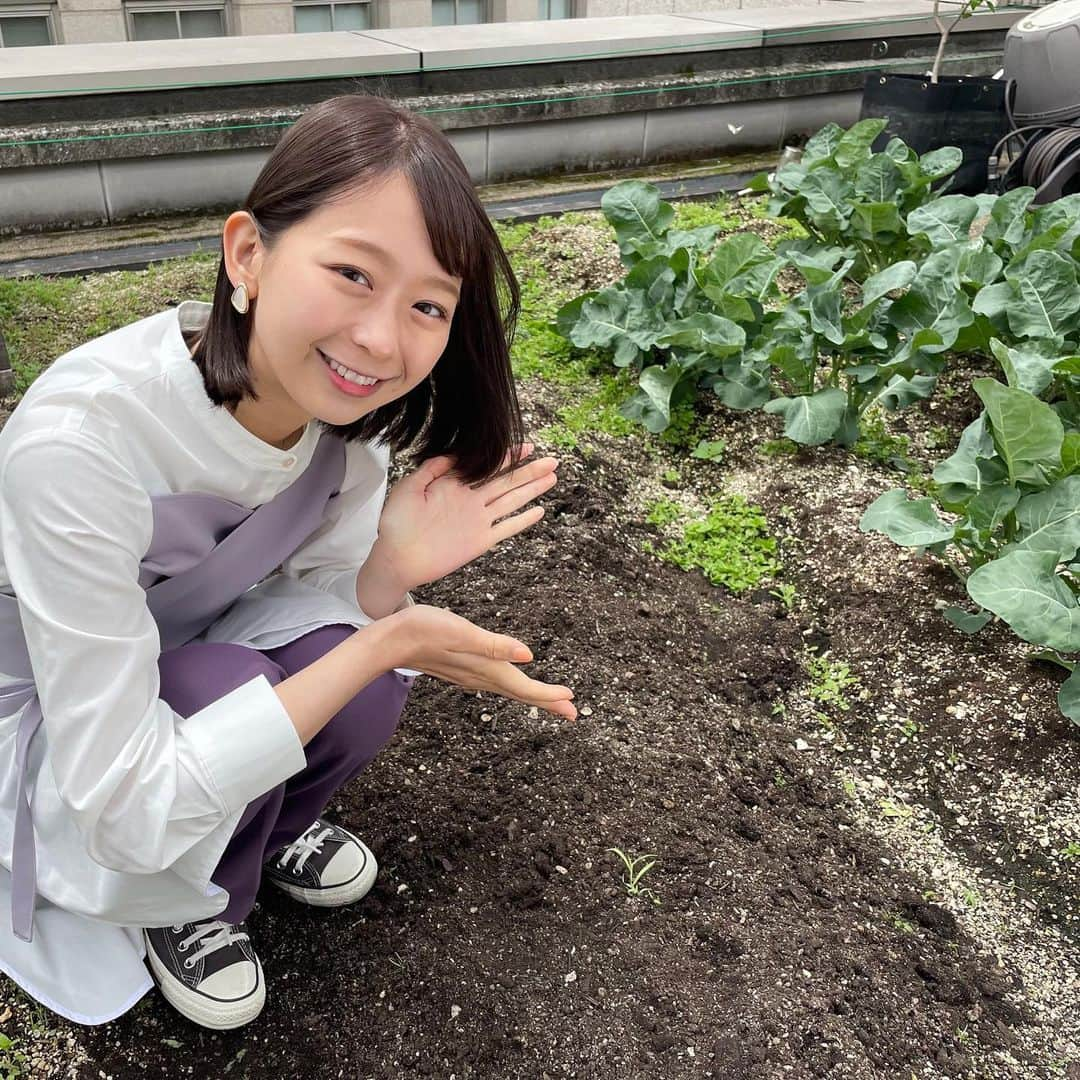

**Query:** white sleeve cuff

left=176, top=674, right=306, bottom=817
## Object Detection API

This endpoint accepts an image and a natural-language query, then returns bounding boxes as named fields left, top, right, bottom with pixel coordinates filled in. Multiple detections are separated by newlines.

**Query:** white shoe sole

left=144, top=935, right=266, bottom=1031
left=270, top=843, right=378, bottom=908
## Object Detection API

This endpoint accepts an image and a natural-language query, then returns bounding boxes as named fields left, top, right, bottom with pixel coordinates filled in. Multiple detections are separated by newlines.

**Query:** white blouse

left=0, top=301, right=409, bottom=1024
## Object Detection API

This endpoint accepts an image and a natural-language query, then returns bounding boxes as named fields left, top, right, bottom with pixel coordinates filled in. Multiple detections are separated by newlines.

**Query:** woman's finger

left=486, top=471, right=558, bottom=522
left=484, top=456, right=558, bottom=503
left=487, top=505, right=546, bottom=545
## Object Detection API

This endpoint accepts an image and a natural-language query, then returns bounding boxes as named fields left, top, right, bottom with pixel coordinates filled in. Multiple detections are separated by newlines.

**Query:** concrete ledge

left=362, top=15, right=762, bottom=67
left=688, top=0, right=1024, bottom=43
left=0, top=3, right=1029, bottom=99
left=0, top=32, right=418, bottom=100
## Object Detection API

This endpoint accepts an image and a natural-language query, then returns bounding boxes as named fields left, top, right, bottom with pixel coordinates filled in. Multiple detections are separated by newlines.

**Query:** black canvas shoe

left=143, top=919, right=265, bottom=1030
left=263, top=819, right=377, bottom=908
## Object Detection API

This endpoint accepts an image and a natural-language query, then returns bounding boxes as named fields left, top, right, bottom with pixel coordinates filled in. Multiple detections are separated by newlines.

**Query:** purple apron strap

left=2, top=434, right=347, bottom=942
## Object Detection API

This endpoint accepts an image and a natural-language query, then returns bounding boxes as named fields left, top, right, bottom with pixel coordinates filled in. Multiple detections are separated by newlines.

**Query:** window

left=294, top=1, right=371, bottom=31
left=127, top=3, right=225, bottom=39
left=0, top=7, right=53, bottom=45
left=537, top=0, right=571, bottom=17
left=431, top=0, right=484, bottom=25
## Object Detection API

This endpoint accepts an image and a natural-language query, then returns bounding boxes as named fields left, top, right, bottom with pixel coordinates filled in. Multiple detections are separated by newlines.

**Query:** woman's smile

left=318, top=348, right=386, bottom=398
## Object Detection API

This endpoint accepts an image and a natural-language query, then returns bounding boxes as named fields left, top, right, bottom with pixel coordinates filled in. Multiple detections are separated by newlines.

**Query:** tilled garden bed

left=1, top=203, right=1078, bottom=1080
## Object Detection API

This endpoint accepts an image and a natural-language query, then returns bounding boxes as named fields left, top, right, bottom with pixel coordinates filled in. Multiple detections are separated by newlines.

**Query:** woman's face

left=237, top=171, right=462, bottom=445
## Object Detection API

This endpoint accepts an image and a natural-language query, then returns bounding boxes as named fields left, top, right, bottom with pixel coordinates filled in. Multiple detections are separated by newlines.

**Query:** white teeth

left=323, top=353, right=379, bottom=386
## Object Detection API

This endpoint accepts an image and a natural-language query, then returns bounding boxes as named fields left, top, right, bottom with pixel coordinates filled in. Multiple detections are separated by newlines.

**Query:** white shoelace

left=172, top=920, right=249, bottom=969
left=276, top=820, right=332, bottom=875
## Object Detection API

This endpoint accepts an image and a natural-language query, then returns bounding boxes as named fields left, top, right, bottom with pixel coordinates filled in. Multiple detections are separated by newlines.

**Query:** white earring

left=230, top=283, right=250, bottom=315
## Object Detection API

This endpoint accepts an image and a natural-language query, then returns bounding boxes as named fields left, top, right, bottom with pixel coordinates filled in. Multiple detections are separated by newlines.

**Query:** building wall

left=23, top=0, right=833, bottom=45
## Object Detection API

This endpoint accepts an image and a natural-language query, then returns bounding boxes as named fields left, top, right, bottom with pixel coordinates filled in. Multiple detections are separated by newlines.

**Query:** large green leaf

left=703, top=233, right=784, bottom=298
left=799, top=171, right=853, bottom=234
left=989, top=337, right=1062, bottom=397
left=1062, top=432, right=1080, bottom=475
left=1058, top=665, right=1080, bottom=725
left=854, top=154, right=903, bottom=203
left=918, top=146, right=963, bottom=181
left=710, top=355, right=772, bottom=410
left=802, top=123, right=844, bottom=167
left=834, top=118, right=888, bottom=169
left=932, top=415, right=995, bottom=505
left=859, top=488, right=955, bottom=547
left=974, top=378, right=1064, bottom=488
left=967, top=484, right=1021, bottom=533
left=638, top=364, right=683, bottom=425
left=1009, top=475, right=1080, bottom=560
left=601, top=181, right=675, bottom=257
left=1003, top=250, right=1080, bottom=340
left=624, top=256, right=676, bottom=311
left=569, top=288, right=664, bottom=366
left=862, top=261, right=917, bottom=307
left=809, top=289, right=844, bottom=346
left=967, top=549, right=1080, bottom=652
left=957, top=243, right=1004, bottom=289
left=763, top=388, right=848, bottom=445
left=983, top=186, right=1034, bottom=250
left=655, top=313, right=745, bottom=358
left=851, top=202, right=903, bottom=243
left=906, top=196, right=979, bottom=246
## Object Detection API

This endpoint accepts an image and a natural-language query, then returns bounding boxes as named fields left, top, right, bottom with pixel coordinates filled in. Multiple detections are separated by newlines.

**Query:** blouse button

left=281, top=456, right=296, bottom=469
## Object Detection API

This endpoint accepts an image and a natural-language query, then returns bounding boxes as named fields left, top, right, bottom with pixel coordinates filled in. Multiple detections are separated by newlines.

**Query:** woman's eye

left=415, top=301, right=448, bottom=320
left=337, top=267, right=370, bottom=287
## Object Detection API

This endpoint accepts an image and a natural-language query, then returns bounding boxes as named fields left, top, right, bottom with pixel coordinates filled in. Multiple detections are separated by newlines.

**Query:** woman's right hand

left=386, top=604, right=577, bottom=721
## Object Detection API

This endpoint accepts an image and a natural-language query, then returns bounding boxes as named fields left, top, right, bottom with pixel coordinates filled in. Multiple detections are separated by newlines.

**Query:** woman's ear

left=221, top=211, right=264, bottom=300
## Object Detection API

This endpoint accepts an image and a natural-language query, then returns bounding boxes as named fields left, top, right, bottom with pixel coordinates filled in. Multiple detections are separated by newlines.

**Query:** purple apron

left=0, top=434, right=347, bottom=942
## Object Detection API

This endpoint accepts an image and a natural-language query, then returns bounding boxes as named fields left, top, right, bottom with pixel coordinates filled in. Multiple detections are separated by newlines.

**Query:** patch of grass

left=651, top=494, right=780, bottom=592
left=889, top=912, right=919, bottom=935
left=536, top=371, right=637, bottom=451
left=0, top=255, right=217, bottom=396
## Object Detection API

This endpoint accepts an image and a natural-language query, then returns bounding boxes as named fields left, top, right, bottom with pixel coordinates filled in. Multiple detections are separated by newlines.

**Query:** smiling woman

left=0, top=94, right=574, bottom=1034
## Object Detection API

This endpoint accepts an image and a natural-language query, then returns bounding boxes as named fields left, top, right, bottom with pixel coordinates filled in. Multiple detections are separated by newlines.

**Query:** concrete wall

left=40, top=0, right=842, bottom=43
left=0, top=2, right=1027, bottom=231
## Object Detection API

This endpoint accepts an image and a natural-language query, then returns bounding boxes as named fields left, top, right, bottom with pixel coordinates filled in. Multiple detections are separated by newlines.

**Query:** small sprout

left=770, top=583, right=798, bottom=612
left=607, top=847, right=661, bottom=905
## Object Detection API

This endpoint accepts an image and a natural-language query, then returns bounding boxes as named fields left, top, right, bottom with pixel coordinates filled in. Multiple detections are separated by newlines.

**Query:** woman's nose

left=350, top=304, right=396, bottom=366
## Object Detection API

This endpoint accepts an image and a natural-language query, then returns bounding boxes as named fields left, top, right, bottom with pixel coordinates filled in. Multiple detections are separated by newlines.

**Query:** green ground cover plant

left=645, top=494, right=780, bottom=592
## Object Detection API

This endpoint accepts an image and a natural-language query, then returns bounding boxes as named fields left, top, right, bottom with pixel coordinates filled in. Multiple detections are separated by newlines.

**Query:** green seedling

left=607, top=847, right=661, bottom=905
left=770, top=583, right=798, bottom=611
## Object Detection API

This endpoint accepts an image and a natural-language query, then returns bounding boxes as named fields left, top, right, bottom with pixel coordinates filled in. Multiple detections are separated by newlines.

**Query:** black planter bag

left=860, top=71, right=1007, bottom=195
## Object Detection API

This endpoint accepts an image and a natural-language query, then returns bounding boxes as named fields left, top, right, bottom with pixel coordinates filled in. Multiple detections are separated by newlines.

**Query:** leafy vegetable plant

left=861, top=363, right=1080, bottom=723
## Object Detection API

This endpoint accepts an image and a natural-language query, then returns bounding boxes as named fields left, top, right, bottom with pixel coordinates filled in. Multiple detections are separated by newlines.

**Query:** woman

left=0, top=94, right=575, bottom=1030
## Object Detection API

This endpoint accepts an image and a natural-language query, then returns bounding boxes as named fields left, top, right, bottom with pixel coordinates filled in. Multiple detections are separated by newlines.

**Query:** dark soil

left=13, top=392, right=1056, bottom=1080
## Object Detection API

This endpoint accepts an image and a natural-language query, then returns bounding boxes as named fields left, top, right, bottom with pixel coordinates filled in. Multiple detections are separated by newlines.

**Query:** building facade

left=0, top=0, right=810, bottom=47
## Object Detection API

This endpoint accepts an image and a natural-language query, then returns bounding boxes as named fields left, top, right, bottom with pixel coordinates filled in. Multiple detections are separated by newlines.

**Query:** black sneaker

left=263, top=819, right=377, bottom=908
left=143, top=919, right=265, bottom=1030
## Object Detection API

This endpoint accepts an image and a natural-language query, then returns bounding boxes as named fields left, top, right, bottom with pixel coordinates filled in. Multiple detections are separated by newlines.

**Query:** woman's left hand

left=369, top=443, right=559, bottom=593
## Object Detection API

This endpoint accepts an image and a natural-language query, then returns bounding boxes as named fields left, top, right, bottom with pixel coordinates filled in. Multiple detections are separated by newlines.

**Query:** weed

left=0, top=1034, right=25, bottom=1080
left=879, top=798, right=913, bottom=820
left=691, top=439, right=726, bottom=462
left=889, top=912, right=918, bottom=934
left=535, top=372, right=637, bottom=451
left=853, top=409, right=919, bottom=476
left=607, top=847, right=661, bottom=905
left=759, top=438, right=800, bottom=457
left=804, top=651, right=861, bottom=721
left=645, top=497, right=682, bottom=529
left=653, top=495, right=780, bottom=592
left=770, top=583, right=798, bottom=612
left=961, top=888, right=981, bottom=910
left=1059, top=841, right=1080, bottom=861
left=773, top=768, right=788, bottom=789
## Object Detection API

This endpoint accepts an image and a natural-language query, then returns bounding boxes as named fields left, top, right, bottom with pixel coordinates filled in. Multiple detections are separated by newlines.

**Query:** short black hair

left=193, top=93, right=524, bottom=484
